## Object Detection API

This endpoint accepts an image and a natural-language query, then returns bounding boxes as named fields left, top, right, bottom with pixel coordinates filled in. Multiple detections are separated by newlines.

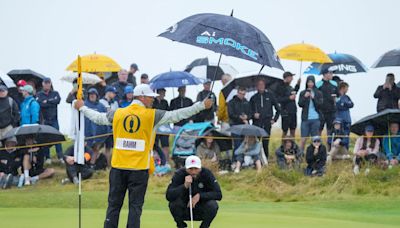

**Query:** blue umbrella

left=304, top=53, right=368, bottom=75
left=159, top=12, right=283, bottom=83
left=149, top=71, right=205, bottom=89
left=371, top=48, right=400, bottom=68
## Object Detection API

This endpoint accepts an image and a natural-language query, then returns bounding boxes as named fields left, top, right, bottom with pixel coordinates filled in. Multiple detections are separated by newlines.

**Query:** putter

left=189, top=184, right=194, bottom=228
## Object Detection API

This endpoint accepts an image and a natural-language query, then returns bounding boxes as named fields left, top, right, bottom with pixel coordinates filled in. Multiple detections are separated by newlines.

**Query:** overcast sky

left=1, top=0, right=399, bottom=133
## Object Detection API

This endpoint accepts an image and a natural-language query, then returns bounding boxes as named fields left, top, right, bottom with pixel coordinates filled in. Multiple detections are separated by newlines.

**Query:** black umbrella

left=350, top=109, right=400, bottom=136
left=227, top=124, right=268, bottom=137
left=1, top=124, right=65, bottom=145
left=184, top=57, right=238, bottom=81
left=371, top=48, right=400, bottom=68
left=221, top=73, right=282, bottom=100
left=304, top=53, right=368, bottom=75
left=7, top=69, right=46, bottom=90
left=195, top=129, right=233, bottom=152
left=159, top=12, right=283, bottom=90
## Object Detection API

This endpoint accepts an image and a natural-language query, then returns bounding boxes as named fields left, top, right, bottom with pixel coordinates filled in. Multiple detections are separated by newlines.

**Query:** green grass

left=1, top=135, right=399, bottom=227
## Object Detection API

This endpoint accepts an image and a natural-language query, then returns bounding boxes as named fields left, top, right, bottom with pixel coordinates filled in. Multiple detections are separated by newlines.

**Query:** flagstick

left=79, top=171, right=82, bottom=228
left=77, top=55, right=83, bottom=228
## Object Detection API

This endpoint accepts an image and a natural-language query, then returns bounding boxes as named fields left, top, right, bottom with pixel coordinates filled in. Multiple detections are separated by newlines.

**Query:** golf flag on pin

left=73, top=55, right=85, bottom=165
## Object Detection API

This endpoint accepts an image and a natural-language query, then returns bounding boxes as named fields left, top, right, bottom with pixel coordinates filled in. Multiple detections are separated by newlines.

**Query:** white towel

left=70, top=101, right=85, bottom=165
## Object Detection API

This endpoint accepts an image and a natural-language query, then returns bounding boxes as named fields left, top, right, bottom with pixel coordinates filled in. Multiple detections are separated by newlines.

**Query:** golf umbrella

left=61, top=72, right=102, bottom=85
left=0, top=70, right=16, bottom=88
left=184, top=57, right=238, bottom=81
left=227, top=124, right=268, bottom=137
left=1, top=124, right=65, bottom=145
left=221, top=73, right=282, bottom=102
left=371, top=48, right=400, bottom=68
left=277, top=43, right=332, bottom=76
left=159, top=12, right=284, bottom=83
left=7, top=69, right=46, bottom=89
left=350, top=109, right=400, bottom=136
left=66, top=53, right=121, bottom=73
left=304, top=53, right=368, bottom=75
left=149, top=71, right=204, bottom=90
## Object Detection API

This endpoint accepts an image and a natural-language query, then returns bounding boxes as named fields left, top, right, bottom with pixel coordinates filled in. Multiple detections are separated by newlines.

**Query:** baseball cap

left=0, top=85, right=8, bottom=91
left=140, top=73, right=149, bottom=79
left=283, top=71, right=295, bottom=78
left=105, top=86, right=117, bottom=93
left=20, top=85, right=34, bottom=94
left=185, top=155, right=202, bottom=169
left=124, top=86, right=134, bottom=94
left=333, top=118, right=342, bottom=124
left=130, top=63, right=139, bottom=71
left=133, top=84, right=159, bottom=97
left=312, top=136, right=321, bottom=142
left=365, top=125, right=374, bottom=132
left=17, top=80, right=27, bottom=87
left=43, top=77, right=52, bottom=83
left=203, top=79, right=212, bottom=84
left=87, top=88, right=99, bottom=95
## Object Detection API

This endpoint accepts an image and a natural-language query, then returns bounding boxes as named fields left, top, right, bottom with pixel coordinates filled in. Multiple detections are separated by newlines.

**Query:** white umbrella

left=0, top=70, right=16, bottom=88
left=62, top=72, right=102, bottom=84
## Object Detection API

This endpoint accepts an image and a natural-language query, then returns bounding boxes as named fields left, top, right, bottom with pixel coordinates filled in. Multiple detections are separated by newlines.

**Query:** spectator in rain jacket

left=305, top=136, right=327, bottom=176
left=36, top=78, right=63, bottom=162
left=383, top=122, right=400, bottom=168
left=327, top=119, right=351, bottom=164
left=194, top=80, right=217, bottom=123
left=111, top=69, right=134, bottom=102
left=217, top=74, right=232, bottom=132
left=336, top=82, right=354, bottom=137
left=169, top=86, right=193, bottom=127
left=373, top=73, right=400, bottom=112
left=19, top=85, right=40, bottom=125
left=119, top=86, right=134, bottom=108
left=275, top=138, right=302, bottom=170
left=84, top=88, right=108, bottom=147
left=0, top=86, right=19, bottom=146
left=250, top=79, right=281, bottom=159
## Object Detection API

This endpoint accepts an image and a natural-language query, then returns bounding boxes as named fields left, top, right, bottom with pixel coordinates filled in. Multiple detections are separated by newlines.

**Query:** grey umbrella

left=227, top=124, right=268, bottom=137
left=371, top=48, right=400, bottom=68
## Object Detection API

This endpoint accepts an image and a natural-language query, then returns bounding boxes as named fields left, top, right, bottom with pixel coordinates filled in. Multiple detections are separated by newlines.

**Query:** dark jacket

left=275, top=81, right=300, bottom=116
left=0, top=96, right=20, bottom=128
left=64, top=145, right=93, bottom=166
left=316, top=79, right=338, bottom=113
left=275, top=141, right=302, bottom=159
left=298, top=76, right=323, bottom=121
left=373, top=84, right=400, bottom=112
left=166, top=168, right=222, bottom=203
left=66, top=90, right=87, bottom=104
left=327, top=127, right=349, bottom=148
left=36, top=90, right=61, bottom=123
left=127, top=73, right=137, bottom=87
left=153, top=98, right=169, bottom=111
left=0, top=149, right=23, bottom=176
left=306, top=144, right=327, bottom=170
left=169, top=96, right=193, bottom=126
left=228, top=95, right=252, bottom=126
left=250, top=90, right=281, bottom=127
left=111, top=81, right=134, bottom=101
left=84, top=99, right=108, bottom=147
left=194, top=90, right=217, bottom=122
left=336, top=94, right=353, bottom=124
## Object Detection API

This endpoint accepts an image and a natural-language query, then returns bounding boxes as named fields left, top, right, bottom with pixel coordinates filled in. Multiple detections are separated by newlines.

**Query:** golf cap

left=365, top=125, right=374, bottom=132
left=43, top=77, right=52, bottom=83
left=133, top=84, right=159, bottom=97
left=130, top=63, right=139, bottom=71
left=283, top=71, right=295, bottom=78
left=0, top=85, right=8, bottom=91
left=105, top=86, right=117, bottom=93
left=333, top=118, right=342, bottom=124
left=20, top=85, right=34, bottom=94
left=17, top=80, right=27, bottom=87
left=87, top=88, right=99, bottom=95
left=124, top=86, right=134, bottom=94
left=185, top=155, right=202, bottom=169
left=312, top=136, right=321, bottom=142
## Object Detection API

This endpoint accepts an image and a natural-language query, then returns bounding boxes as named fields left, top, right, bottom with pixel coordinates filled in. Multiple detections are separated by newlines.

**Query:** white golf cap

left=185, top=155, right=202, bottom=169
left=133, top=84, right=159, bottom=97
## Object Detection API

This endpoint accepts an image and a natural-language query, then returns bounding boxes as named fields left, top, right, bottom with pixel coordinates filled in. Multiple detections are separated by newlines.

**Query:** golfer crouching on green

left=166, top=155, right=222, bottom=228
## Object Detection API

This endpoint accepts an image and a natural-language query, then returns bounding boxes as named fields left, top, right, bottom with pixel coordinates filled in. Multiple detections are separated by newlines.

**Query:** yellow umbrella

left=66, top=53, right=121, bottom=73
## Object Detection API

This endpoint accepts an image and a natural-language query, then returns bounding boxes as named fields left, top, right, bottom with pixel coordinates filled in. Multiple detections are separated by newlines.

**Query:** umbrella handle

left=209, top=53, right=223, bottom=93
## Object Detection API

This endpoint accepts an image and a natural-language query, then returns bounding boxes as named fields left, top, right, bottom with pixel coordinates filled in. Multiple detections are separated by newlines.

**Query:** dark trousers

left=355, top=154, right=378, bottom=167
left=66, top=164, right=93, bottom=182
left=104, top=168, right=149, bottom=228
left=231, top=133, right=243, bottom=162
left=42, top=121, right=63, bottom=159
left=320, top=112, right=335, bottom=135
left=169, top=198, right=218, bottom=228
left=260, top=122, right=272, bottom=159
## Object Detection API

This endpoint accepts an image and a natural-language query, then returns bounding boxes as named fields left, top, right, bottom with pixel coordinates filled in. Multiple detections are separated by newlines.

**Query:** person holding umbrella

left=0, top=137, right=23, bottom=189
left=250, top=79, right=281, bottom=159
left=166, top=155, right=222, bottom=228
left=373, top=73, right=400, bottom=112
left=234, top=135, right=263, bottom=173
left=353, top=125, right=380, bottom=175
left=73, top=84, right=213, bottom=228
left=217, top=74, right=232, bottom=132
left=383, top=122, right=400, bottom=168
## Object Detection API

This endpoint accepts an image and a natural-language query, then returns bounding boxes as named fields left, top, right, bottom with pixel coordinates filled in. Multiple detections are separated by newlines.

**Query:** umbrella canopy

left=0, top=70, right=16, bottom=88
left=61, top=72, right=102, bottom=85
left=66, top=54, right=121, bottom=73
left=227, top=124, right=268, bottom=137
left=149, top=71, right=205, bottom=89
left=221, top=73, right=282, bottom=102
left=371, top=48, right=400, bottom=68
left=195, top=129, right=233, bottom=152
left=7, top=69, right=46, bottom=89
left=1, top=124, right=66, bottom=145
left=159, top=13, right=283, bottom=70
left=277, top=43, right=333, bottom=63
left=350, top=109, right=400, bottom=135
left=304, top=53, right=368, bottom=75
left=185, top=57, right=238, bottom=81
